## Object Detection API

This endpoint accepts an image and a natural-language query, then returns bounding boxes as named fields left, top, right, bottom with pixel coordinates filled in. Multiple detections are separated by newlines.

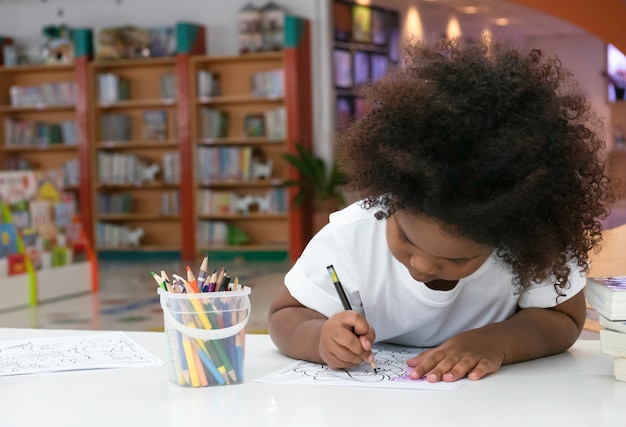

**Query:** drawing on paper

left=256, top=343, right=468, bottom=391
left=0, top=332, right=163, bottom=376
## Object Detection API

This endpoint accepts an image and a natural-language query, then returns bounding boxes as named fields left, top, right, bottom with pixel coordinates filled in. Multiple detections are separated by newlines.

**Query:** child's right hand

left=319, top=311, right=376, bottom=369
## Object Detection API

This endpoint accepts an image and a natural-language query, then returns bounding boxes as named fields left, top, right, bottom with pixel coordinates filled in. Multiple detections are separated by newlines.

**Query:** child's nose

left=409, top=252, right=438, bottom=276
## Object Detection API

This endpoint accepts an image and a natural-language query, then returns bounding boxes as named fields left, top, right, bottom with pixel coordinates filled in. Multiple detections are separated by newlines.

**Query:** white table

left=0, top=328, right=624, bottom=427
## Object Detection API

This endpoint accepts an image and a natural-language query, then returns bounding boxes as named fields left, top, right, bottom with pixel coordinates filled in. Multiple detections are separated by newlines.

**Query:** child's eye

left=450, top=258, right=470, bottom=265
left=397, top=230, right=410, bottom=243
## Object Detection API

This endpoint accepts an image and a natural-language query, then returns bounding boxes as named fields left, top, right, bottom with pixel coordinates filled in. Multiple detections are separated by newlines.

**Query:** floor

left=0, top=257, right=291, bottom=334
left=0, top=256, right=601, bottom=340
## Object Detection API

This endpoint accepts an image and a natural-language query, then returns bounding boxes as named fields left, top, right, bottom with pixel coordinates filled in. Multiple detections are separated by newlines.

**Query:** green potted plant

left=281, top=143, right=347, bottom=232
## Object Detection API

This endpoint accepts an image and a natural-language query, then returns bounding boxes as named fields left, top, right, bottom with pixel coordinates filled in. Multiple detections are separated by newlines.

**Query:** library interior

left=0, top=1, right=626, bottom=422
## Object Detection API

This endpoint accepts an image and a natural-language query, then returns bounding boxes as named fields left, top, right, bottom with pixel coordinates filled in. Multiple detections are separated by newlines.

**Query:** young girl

left=268, top=37, right=615, bottom=382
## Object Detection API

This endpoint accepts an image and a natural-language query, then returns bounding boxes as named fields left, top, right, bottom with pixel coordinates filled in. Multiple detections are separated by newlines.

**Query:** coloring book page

left=256, top=343, right=468, bottom=391
left=0, top=332, right=163, bottom=376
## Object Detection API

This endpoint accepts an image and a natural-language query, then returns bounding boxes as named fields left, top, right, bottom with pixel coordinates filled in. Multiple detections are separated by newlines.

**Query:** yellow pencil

left=182, top=335, right=201, bottom=387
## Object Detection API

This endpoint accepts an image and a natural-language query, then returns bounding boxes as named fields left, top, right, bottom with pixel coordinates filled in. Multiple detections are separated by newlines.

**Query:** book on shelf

left=97, top=192, right=132, bottom=214
left=20, top=228, right=38, bottom=247
left=0, top=222, right=19, bottom=258
left=244, top=113, right=265, bottom=137
left=264, top=106, right=286, bottom=140
left=25, top=246, right=42, bottom=270
left=7, top=253, right=26, bottom=275
left=62, top=159, right=80, bottom=187
left=196, top=146, right=253, bottom=183
left=51, top=245, right=68, bottom=267
left=97, top=72, right=130, bottom=104
left=9, top=81, right=77, bottom=107
left=160, top=73, right=177, bottom=99
left=161, top=190, right=180, bottom=216
left=250, top=69, right=284, bottom=97
left=61, top=120, right=78, bottom=145
left=9, top=200, right=30, bottom=231
left=101, top=113, right=133, bottom=142
left=29, top=200, right=53, bottom=231
left=162, top=152, right=180, bottom=184
left=64, top=221, right=82, bottom=243
left=4, top=118, right=78, bottom=147
left=196, top=220, right=252, bottom=246
left=54, top=201, right=75, bottom=229
left=586, top=276, right=626, bottom=321
left=197, top=70, right=221, bottom=97
left=141, top=110, right=168, bottom=141
left=97, top=152, right=158, bottom=185
left=199, top=107, right=229, bottom=138
left=72, top=241, right=87, bottom=263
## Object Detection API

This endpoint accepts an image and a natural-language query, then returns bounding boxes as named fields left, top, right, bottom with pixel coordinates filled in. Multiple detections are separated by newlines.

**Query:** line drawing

left=0, top=332, right=163, bottom=376
left=256, top=343, right=468, bottom=391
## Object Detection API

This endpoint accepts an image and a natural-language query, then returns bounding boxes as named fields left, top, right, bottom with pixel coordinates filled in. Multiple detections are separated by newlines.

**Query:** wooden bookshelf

left=190, top=51, right=289, bottom=255
left=0, top=21, right=312, bottom=261
left=90, top=57, right=183, bottom=251
left=0, top=63, right=85, bottom=220
left=189, top=17, right=312, bottom=260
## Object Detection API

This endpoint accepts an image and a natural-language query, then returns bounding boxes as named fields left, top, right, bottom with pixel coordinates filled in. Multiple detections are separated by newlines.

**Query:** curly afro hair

left=335, top=37, right=616, bottom=290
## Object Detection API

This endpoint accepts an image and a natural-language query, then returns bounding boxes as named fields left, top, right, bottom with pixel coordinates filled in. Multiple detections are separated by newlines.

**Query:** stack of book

left=586, top=276, right=626, bottom=382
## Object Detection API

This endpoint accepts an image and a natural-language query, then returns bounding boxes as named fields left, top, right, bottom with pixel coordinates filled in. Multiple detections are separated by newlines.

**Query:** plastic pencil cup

left=158, top=286, right=251, bottom=387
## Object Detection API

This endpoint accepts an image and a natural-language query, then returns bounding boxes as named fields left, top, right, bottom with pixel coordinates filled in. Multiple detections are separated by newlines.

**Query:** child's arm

left=406, top=288, right=587, bottom=382
left=268, top=286, right=376, bottom=368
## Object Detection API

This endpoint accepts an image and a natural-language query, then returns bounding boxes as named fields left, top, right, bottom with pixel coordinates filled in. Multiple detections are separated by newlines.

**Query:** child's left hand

left=405, top=328, right=506, bottom=382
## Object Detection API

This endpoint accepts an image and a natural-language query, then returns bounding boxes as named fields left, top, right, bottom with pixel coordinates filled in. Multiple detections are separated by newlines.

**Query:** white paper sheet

left=256, top=343, right=468, bottom=391
left=0, top=331, right=163, bottom=376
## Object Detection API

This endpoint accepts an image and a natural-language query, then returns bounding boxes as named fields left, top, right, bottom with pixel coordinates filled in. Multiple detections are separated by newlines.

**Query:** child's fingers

left=328, top=341, right=367, bottom=367
left=321, top=313, right=374, bottom=368
left=410, top=353, right=498, bottom=382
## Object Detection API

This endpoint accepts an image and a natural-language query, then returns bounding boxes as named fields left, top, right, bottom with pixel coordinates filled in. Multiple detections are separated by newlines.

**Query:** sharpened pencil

left=326, top=264, right=378, bottom=373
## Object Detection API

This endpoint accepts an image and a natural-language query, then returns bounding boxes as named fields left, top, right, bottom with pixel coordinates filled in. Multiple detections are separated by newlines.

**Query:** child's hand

left=406, top=328, right=505, bottom=382
left=319, top=311, right=376, bottom=369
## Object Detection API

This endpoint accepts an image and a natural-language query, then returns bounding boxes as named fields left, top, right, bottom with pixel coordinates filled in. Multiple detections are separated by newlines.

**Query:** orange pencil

left=186, top=265, right=199, bottom=293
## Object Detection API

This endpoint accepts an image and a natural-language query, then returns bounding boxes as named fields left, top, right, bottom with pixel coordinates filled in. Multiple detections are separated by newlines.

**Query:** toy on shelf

left=41, top=25, right=75, bottom=65
left=127, top=228, right=145, bottom=248
left=250, top=158, right=273, bottom=180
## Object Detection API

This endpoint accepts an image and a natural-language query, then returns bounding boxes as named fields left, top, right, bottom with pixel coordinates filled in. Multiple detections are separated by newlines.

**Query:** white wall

left=527, top=34, right=610, bottom=142
left=0, top=0, right=611, bottom=160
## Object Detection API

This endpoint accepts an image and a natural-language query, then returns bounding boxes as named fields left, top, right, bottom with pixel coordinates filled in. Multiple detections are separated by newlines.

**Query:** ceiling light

left=494, top=18, right=510, bottom=26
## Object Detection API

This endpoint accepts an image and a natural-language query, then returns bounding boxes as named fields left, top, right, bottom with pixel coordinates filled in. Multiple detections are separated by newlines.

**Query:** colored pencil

left=326, top=264, right=378, bottom=373
left=150, top=271, right=167, bottom=290
left=186, top=265, right=199, bottom=293
left=218, top=274, right=231, bottom=292
left=197, top=254, right=209, bottom=292
left=207, top=269, right=218, bottom=292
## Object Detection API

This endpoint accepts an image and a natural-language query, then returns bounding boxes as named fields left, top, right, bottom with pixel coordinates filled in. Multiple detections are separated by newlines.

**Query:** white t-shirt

left=285, top=202, right=586, bottom=347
